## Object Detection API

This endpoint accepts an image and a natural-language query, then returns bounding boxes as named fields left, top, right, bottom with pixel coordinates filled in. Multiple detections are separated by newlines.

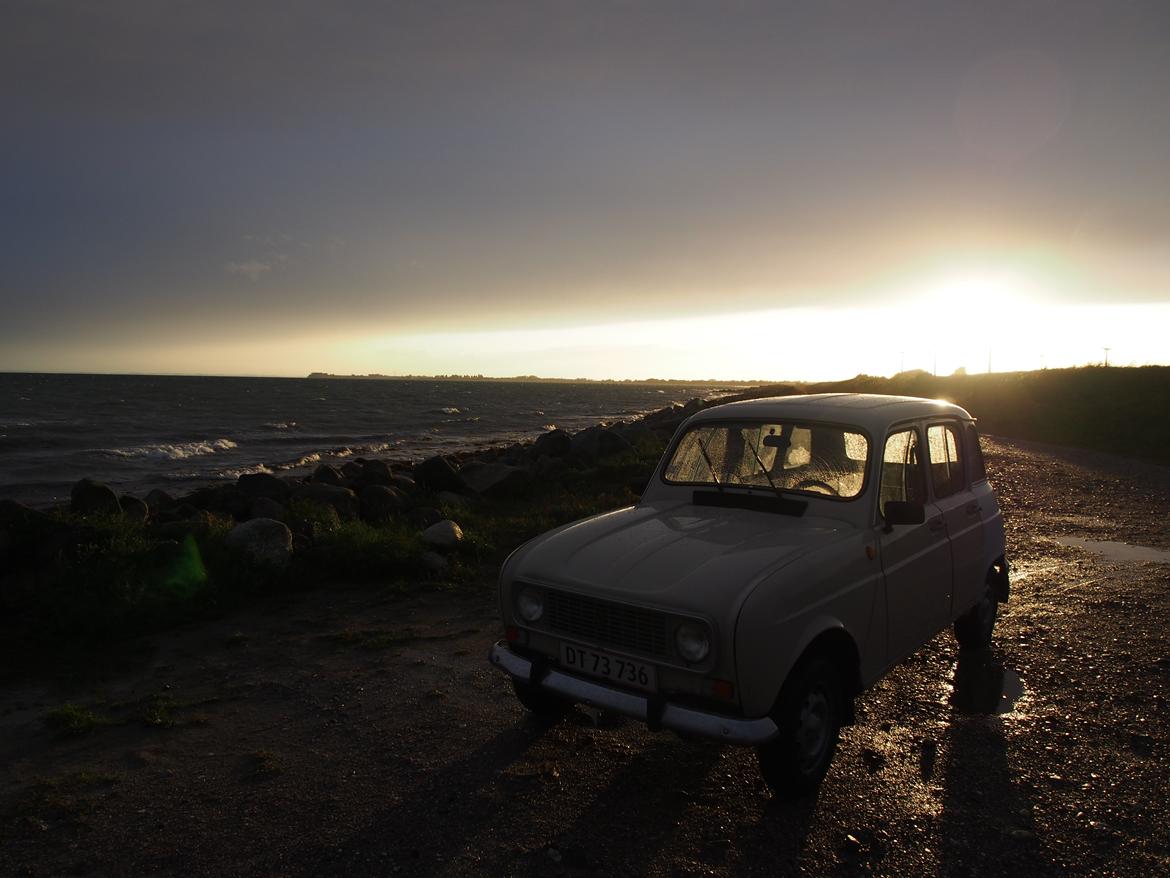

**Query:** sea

left=0, top=373, right=737, bottom=507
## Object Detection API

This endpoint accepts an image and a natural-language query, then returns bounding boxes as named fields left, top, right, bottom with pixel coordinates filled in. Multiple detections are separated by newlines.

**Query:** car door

left=877, top=425, right=954, bottom=664
left=925, top=421, right=987, bottom=618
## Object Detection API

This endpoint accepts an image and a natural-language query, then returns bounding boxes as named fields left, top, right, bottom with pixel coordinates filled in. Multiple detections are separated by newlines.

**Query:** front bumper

left=488, top=641, right=779, bottom=746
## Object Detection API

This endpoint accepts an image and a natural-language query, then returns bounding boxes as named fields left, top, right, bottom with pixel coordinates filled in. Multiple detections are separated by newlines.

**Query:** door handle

left=928, top=517, right=945, bottom=533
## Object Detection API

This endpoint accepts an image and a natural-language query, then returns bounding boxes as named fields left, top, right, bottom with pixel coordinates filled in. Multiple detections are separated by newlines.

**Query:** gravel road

left=2, top=438, right=1169, bottom=877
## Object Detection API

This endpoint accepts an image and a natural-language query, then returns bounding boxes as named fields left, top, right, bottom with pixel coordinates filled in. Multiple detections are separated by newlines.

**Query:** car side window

left=880, top=428, right=926, bottom=510
left=966, top=423, right=987, bottom=482
left=927, top=423, right=965, bottom=498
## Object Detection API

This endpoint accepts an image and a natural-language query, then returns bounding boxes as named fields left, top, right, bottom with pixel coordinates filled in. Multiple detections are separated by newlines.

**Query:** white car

left=488, top=394, right=1009, bottom=795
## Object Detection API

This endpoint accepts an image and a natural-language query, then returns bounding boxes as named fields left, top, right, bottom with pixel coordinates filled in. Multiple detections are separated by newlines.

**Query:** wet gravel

left=1, top=437, right=1169, bottom=876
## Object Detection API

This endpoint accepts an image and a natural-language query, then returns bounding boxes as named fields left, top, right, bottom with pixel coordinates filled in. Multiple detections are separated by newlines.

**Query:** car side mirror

left=883, top=500, right=925, bottom=532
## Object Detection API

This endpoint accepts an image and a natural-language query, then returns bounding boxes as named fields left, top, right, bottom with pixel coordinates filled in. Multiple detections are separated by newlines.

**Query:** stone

left=225, top=518, right=293, bottom=567
left=70, top=478, right=121, bottom=516
left=250, top=496, right=288, bottom=522
left=391, top=473, right=417, bottom=493
left=184, top=484, right=251, bottom=520
left=238, top=472, right=290, bottom=502
left=533, top=428, right=573, bottom=459
left=420, top=551, right=449, bottom=576
left=144, top=489, right=176, bottom=512
left=311, top=463, right=344, bottom=486
left=359, top=484, right=407, bottom=523
left=412, top=456, right=465, bottom=492
left=421, top=519, right=463, bottom=552
left=340, top=461, right=365, bottom=481
left=569, top=426, right=632, bottom=461
left=360, top=459, right=395, bottom=486
left=458, top=461, right=533, bottom=498
left=119, top=495, right=149, bottom=524
left=291, top=484, right=359, bottom=520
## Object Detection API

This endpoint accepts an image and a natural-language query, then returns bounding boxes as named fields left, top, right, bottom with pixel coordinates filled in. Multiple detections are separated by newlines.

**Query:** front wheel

left=954, top=583, right=998, bottom=651
left=511, top=677, right=571, bottom=719
left=757, top=656, right=844, bottom=798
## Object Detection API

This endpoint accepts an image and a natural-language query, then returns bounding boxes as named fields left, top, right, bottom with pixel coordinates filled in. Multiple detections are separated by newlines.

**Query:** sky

left=2, top=0, right=1169, bottom=380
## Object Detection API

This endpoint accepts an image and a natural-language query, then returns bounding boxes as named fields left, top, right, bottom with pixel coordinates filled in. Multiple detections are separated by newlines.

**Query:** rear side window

left=880, top=429, right=926, bottom=510
left=927, top=423, right=965, bottom=498
left=966, top=424, right=987, bottom=482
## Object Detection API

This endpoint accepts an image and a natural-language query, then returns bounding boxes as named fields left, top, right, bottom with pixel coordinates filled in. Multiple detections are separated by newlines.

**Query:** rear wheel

left=954, top=582, right=998, bottom=651
left=511, top=677, right=571, bottom=719
left=757, top=656, right=844, bottom=797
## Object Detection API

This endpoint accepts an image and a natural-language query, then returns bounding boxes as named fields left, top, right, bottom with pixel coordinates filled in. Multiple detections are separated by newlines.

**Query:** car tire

left=757, top=655, right=843, bottom=798
left=511, top=677, right=571, bottom=719
left=954, top=582, right=998, bottom=651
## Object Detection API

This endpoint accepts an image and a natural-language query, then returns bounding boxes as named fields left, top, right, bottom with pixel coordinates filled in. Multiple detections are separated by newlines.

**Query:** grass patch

left=44, top=703, right=110, bottom=735
left=140, top=692, right=178, bottom=727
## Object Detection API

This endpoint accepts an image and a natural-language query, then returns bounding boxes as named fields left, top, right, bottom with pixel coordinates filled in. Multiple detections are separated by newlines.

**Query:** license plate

left=560, top=643, right=657, bottom=692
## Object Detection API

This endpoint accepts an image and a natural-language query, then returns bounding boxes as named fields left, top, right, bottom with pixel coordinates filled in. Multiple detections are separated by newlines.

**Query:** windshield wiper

left=745, top=437, right=786, bottom=499
left=696, top=435, right=723, bottom=491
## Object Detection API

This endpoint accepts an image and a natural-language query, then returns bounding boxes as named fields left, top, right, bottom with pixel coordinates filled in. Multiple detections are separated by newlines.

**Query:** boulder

left=340, top=461, right=365, bottom=482
left=533, top=428, right=573, bottom=459
left=421, top=520, right=463, bottom=552
left=358, top=484, right=407, bottom=523
left=360, top=459, right=395, bottom=487
left=420, top=551, right=449, bottom=576
left=144, top=489, right=176, bottom=512
left=70, top=479, right=121, bottom=516
left=391, top=473, right=417, bottom=493
left=412, top=456, right=465, bottom=492
left=119, top=495, right=149, bottom=524
left=225, top=518, right=293, bottom=567
left=238, top=472, right=290, bottom=502
left=250, top=496, right=288, bottom=522
left=311, top=463, right=344, bottom=486
left=570, top=426, right=633, bottom=461
left=458, top=461, right=533, bottom=498
left=291, top=483, right=359, bottom=520
left=184, top=484, right=251, bottom=521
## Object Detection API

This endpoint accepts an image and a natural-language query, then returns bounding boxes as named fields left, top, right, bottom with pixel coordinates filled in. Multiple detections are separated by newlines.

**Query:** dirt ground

left=2, top=438, right=1169, bottom=877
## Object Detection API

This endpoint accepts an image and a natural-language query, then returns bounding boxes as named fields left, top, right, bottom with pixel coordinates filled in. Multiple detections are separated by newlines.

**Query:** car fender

left=734, top=532, right=880, bottom=718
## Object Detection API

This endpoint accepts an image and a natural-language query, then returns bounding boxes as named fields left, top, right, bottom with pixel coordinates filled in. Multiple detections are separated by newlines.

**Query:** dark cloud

left=2, top=1, right=1169, bottom=364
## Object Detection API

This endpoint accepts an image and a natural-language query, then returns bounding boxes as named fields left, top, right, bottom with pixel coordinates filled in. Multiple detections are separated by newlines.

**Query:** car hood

left=511, top=500, right=853, bottom=613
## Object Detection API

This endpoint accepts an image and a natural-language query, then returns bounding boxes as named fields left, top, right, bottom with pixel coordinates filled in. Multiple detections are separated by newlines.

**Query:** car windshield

left=663, top=421, right=869, bottom=499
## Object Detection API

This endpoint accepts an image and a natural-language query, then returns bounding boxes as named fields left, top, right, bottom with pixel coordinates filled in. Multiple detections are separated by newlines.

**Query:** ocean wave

left=430, top=406, right=461, bottom=415
left=264, top=421, right=297, bottom=430
left=219, top=464, right=274, bottom=479
left=102, top=438, right=238, bottom=461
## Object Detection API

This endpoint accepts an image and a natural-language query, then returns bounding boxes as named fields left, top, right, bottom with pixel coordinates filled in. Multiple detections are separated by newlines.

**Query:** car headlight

left=516, top=587, right=544, bottom=623
left=675, top=622, right=710, bottom=662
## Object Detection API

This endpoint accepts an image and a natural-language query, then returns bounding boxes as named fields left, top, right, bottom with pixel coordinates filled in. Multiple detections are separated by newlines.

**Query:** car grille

left=543, top=589, right=669, bottom=657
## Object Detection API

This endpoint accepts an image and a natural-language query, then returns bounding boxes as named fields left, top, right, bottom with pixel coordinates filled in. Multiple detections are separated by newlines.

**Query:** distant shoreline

left=305, top=373, right=764, bottom=385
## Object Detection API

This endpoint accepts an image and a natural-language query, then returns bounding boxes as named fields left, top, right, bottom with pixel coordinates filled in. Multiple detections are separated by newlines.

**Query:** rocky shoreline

left=0, top=391, right=761, bottom=640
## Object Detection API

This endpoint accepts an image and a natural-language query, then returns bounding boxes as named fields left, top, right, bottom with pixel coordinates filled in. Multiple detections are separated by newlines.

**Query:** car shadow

left=936, top=646, right=1060, bottom=876
left=509, top=736, right=727, bottom=874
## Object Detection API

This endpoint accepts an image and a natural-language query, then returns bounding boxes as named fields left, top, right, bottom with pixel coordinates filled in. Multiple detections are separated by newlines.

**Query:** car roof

left=688, top=393, right=974, bottom=431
